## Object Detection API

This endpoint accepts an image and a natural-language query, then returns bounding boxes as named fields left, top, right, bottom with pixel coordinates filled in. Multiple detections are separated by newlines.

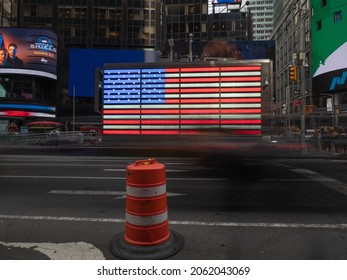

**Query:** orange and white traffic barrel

left=109, top=158, right=184, bottom=259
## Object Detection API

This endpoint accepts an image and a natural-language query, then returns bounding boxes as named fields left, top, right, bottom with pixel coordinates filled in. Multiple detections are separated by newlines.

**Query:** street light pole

left=168, top=38, right=174, bottom=61
left=286, top=86, right=291, bottom=128
left=188, top=33, right=193, bottom=62
left=299, top=8, right=309, bottom=144
left=73, top=85, right=76, bottom=133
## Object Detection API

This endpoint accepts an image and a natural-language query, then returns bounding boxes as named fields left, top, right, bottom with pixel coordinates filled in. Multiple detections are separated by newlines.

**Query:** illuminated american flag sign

left=102, top=64, right=263, bottom=135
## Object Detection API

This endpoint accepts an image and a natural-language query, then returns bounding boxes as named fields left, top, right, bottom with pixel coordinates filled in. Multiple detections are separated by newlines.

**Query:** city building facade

left=272, top=0, right=347, bottom=133
left=164, top=0, right=252, bottom=42
left=271, top=0, right=311, bottom=133
left=0, top=0, right=164, bottom=126
left=245, top=0, right=274, bottom=40
left=1, top=0, right=163, bottom=50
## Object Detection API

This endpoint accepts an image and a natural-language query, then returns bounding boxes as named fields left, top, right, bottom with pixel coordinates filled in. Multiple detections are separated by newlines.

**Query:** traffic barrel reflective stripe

left=109, top=158, right=184, bottom=259
left=126, top=184, right=166, bottom=197
left=125, top=183, right=167, bottom=215
left=126, top=211, right=168, bottom=226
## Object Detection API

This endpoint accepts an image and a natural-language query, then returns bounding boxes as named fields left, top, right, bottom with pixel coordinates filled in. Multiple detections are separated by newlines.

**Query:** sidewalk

left=305, top=139, right=347, bottom=157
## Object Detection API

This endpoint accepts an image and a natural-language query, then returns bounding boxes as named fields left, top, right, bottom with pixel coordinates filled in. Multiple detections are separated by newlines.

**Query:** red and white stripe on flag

left=102, top=65, right=262, bottom=136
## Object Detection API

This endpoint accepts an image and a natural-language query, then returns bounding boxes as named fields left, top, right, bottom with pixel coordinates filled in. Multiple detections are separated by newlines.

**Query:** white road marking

left=158, top=177, right=225, bottom=181
left=330, top=159, right=347, bottom=163
left=0, top=214, right=123, bottom=223
left=0, top=174, right=338, bottom=182
left=1, top=214, right=347, bottom=230
left=291, top=168, right=347, bottom=197
left=0, top=241, right=105, bottom=260
left=48, top=190, right=186, bottom=197
left=262, top=179, right=312, bottom=181
left=103, top=168, right=189, bottom=172
left=0, top=163, right=118, bottom=167
left=0, top=175, right=226, bottom=181
left=0, top=175, right=119, bottom=180
left=103, top=168, right=130, bottom=172
left=49, top=190, right=126, bottom=196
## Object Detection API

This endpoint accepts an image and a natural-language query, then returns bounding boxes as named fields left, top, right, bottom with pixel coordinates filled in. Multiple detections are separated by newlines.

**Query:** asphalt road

left=1, top=151, right=347, bottom=260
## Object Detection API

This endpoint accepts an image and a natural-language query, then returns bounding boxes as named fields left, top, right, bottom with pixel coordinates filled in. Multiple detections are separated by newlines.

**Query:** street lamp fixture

left=240, top=1, right=250, bottom=10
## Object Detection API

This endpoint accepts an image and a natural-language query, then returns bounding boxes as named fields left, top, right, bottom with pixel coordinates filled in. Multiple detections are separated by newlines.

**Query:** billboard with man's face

left=0, top=28, right=58, bottom=80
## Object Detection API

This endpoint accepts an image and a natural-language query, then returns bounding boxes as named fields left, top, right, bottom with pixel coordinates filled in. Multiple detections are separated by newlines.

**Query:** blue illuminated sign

left=0, top=103, right=55, bottom=112
left=214, top=0, right=241, bottom=4
left=330, top=71, right=347, bottom=90
left=68, top=49, right=155, bottom=97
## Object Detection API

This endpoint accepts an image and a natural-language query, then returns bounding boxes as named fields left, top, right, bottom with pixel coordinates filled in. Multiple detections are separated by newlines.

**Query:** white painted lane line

left=49, top=190, right=126, bottom=196
left=163, top=177, right=225, bottom=181
left=103, top=168, right=189, bottom=172
left=48, top=190, right=186, bottom=197
left=1, top=175, right=338, bottom=182
left=0, top=214, right=123, bottom=223
left=0, top=175, right=120, bottom=180
left=1, top=214, right=347, bottom=230
left=48, top=190, right=126, bottom=200
left=0, top=163, right=119, bottom=167
left=0, top=241, right=105, bottom=260
left=0, top=155, right=133, bottom=161
left=169, top=220, right=347, bottom=229
left=291, top=168, right=347, bottom=197
left=262, top=179, right=312, bottom=181
left=0, top=175, right=226, bottom=181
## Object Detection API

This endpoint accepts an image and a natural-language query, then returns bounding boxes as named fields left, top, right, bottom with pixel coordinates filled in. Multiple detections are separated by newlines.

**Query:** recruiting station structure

left=101, top=59, right=273, bottom=147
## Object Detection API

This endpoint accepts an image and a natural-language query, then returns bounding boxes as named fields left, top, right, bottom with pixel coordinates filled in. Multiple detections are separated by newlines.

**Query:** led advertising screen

left=312, top=0, right=347, bottom=93
left=209, top=0, right=242, bottom=13
left=0, top=28, right=58, bottom=79
left=165, top=40, right=275, bottom=68
left=213, top=0, right=241, bottom=3
left=0, top=102, right=56, bottom=119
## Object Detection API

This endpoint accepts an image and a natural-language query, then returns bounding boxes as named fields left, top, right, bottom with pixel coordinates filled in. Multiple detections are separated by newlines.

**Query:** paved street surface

left=1, top=152, right=347, bottom=259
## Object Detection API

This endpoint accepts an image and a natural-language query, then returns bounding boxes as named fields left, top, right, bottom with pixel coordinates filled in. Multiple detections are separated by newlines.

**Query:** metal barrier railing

left=0, top=131, right=102, bottom=147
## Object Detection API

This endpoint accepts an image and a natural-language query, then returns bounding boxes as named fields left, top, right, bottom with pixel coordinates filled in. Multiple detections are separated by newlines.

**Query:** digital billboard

left=209, top=0, right=242, bottom=14
left=165, top=40, right=275, bottom=66
left=0, top=102, right=56, bottom=119
left=0, top=28, right=58, bottom=80
left=312, top=0, right=347, bottom=93
left=213, top=0, right=241, bottom=3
